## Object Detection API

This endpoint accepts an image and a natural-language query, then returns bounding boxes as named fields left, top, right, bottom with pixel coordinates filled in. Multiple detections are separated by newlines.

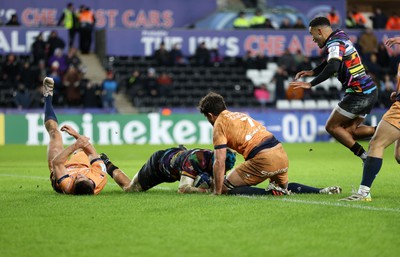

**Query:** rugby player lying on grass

left=43, top=77, right=107, bottom=195
left=100, top=147, right=236, bottom=193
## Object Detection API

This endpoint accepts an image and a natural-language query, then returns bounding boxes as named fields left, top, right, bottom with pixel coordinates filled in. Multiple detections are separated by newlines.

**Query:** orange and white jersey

left=54, top=151, right=107, bottom=195
left=213, top=110, right=273, bottom=159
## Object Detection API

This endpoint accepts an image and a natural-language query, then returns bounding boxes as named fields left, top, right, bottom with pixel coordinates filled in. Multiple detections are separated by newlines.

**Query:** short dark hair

left=198, top=92, right=227, bottom=116
left=309, top=16, right=331, bottom=27
left=74, top=180, right=94, bottom=195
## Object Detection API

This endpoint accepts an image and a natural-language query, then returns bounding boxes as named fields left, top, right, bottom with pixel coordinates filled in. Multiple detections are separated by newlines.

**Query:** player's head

left=73, top=174, right=95, bottom=195
left=308, top=16, right=332, bottom=48
left=198, top=92, right=227, bottom=125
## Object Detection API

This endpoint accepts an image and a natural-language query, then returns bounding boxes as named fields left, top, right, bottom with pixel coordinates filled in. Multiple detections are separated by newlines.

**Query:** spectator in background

left=370, top=8, right=387, bottom=29
left=47, top=31, right=66, bottom=59
left=126, top=70, right=145, bottom=103
left=194, top=42, right=211, bottom=66
left=36, top=60, right=48, bottom=84
left=156, top=72, right=173, bottom=97
left=63, top=65, right=82, bottom=106
left=233, top=11, right=250, bottom=29
left=277, top=48, right=296, bottom=76
left=264, top=18, right=274, bottom=29
left=271, top=65, right=288, bottom=101
left=2, top=54, right=21, bottom=89
left=327, top=7, right=340, bottom=29
left=365, top=53, right=382, bottom=80
left=280, top=18, right=292, bottom=29
left=66, top=47, right=81, bottom=69
left=143, top=68, right=159, bottom=97
left=210, top=48, right=223, bottom=65
left=5, top=14, right=20, bottom=26
left=79, top=6, right=95, bottom=54
left=101, top=71, right=118, bottom=109
left=13, top=84, right=32, bottom=109
left=169, top=43, right=187, bottom=66
left=254, top=52, right=268, bottom=70
left=250, top=9, right=266, bottom=29
left=82, top=79, right=101, bottom=108
left=253, top=83, right=270, bottom=108
left=48, top=61, right=63, bottom=106
left=48, top=48, right=68, bottom=75
left=241, top=50, right=257, bottom=70
left=154, top=42, right=170, bottom=66
left=297, top=56, right=313, bottom=74
left=31, top=33, right=47, bottom=65
left=20, top=61, right=36, bottom=90
left=379, top=74, right=395, bottom=109
left=386, top=12, right=400, bottom=30
left=351, top=8, right=367, bottom=28
left=292, top=17, right=306, bottom=29
left=58, top=2, right=79, bottom=48
left=358, top=28, right=378, bottom=59
left=345, top=11, right=356, bottom=29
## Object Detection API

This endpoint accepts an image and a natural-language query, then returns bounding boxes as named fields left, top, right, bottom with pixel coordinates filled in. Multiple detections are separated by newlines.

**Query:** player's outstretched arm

left=178, top=175, right=210, bottom=194
left=213, top=148, right=227, bottom=195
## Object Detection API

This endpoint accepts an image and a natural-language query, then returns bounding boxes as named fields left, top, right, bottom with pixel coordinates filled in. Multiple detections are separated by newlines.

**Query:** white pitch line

left=237, top=195, right=400, bottom=213
left=2, top=173, right=400, bottom=213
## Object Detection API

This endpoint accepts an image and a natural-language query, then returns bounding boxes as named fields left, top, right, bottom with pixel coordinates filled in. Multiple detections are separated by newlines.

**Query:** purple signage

left=0, top=0, right=216, bottom=28
left=106, top=29, right=400, bottom=57
left=2, top=27, right=400, bottom=57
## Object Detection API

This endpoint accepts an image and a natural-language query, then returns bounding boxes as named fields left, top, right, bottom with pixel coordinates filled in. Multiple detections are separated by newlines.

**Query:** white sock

left=357, top=185, right=370, bottom=196
left=360, top=152, right=367, bottom=160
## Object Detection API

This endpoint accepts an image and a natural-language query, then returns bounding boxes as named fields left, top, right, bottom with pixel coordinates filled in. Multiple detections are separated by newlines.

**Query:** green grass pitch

left=1, top=142, right=400, bottom=257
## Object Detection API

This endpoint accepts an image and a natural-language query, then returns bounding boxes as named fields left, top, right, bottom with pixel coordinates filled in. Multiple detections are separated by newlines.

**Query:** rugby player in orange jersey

left=341, top=36, right=400, bottom=201
left=198, top=92, right=341, bottom=196
left=43, top=77, right=107, bottom=195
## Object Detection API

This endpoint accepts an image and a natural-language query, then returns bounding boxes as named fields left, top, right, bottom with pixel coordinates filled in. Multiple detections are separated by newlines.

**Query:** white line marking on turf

left=238, top=195, right=400, bottom=213
left=280, top=198, right=400, bottom=213
left=3, top=173, right=400, bottom=212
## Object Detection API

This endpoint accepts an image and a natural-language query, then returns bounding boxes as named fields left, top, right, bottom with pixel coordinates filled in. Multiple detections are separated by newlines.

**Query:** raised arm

left=61, top=125, right=99, bottom=161
left=52, top=136, right=90, bottom=180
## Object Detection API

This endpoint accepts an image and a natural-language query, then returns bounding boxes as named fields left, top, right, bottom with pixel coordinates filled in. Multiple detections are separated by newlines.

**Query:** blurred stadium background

left=0, top=0, right=399, bottom=146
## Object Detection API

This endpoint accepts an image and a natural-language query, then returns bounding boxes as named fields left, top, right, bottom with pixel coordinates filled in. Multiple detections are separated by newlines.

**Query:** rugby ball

left=193, top=173, right=212, bottom=189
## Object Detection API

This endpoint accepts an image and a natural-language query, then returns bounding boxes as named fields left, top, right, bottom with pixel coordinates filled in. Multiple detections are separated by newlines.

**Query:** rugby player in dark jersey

left=100, top=147, right=236, bottom=193
left=290, top=16, right=378, bottom=162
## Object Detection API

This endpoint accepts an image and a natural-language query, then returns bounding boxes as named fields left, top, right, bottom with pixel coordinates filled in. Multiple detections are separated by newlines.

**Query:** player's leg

left=340, top=119, right=400, bottom=201
left=325, top=110, right=370, bottom=160
left=43, top=77, right=63, bottom=172
left=287, top=182, right=342, bottom=194
left=226, top=144, right=290, bottom=196
left=326, top=92, right=377, bottom=160
left=100, top=153, right=136, bottom=192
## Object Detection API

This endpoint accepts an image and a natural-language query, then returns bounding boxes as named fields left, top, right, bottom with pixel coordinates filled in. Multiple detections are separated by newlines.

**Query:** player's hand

left=385, top=37, right=400, bottom=48
left=289, top=81, right=312, bottom=89
left=75, top=136, right=91, bottom=149
left=294, top=70, right=314, bottom=80
left=61, top=125, right=80, bottom=139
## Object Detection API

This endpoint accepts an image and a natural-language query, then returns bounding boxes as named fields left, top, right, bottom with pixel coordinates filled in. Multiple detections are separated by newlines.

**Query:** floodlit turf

left=1, top=142, right=400, bottom=257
